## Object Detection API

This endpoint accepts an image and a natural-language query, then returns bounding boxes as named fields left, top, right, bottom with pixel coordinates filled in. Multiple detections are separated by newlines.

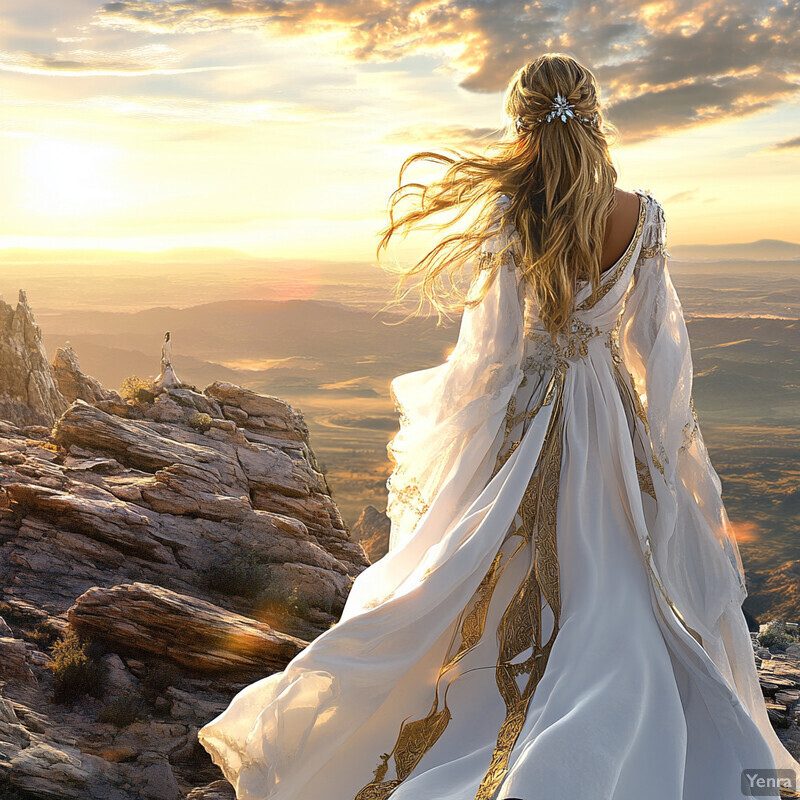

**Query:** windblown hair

left=376, top=52, right=621, bottom=339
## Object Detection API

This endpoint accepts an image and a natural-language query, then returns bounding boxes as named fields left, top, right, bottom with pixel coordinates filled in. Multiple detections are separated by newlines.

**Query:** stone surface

left=186, top=780, right=236, bottom=800
left=0, top=296, right=367, bottom=799
left=352, top=503, right=391, bottom=562
left=53, top=343, right=123, bottom=406
left=0, top=388, right=366, bottom=625
left=69, top=582, right=307, bottom=674
left=0, top=290, right=68, bottom=428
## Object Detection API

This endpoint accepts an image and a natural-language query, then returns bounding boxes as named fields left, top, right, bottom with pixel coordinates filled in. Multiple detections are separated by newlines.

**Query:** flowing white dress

left=197, top=189, right=800, bottom=800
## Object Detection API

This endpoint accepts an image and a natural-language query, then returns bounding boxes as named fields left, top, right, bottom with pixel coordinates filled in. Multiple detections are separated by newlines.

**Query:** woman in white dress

left=198, top=53, right=800, bottom=799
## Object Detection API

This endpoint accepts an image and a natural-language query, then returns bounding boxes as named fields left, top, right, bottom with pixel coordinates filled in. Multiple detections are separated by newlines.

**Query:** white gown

left=197, top=189, right=800, bottom=800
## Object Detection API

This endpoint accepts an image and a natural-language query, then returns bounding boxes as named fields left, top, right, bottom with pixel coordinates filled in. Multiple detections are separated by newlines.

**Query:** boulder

left=52, top=343, right=122, bottom=405
left=68, top=583, right=306, bottom=674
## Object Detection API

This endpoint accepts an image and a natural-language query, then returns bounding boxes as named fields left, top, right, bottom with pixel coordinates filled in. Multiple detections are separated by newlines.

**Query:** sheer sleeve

left=616, top=196, right=795, bottom=770
left=618, top=196, right=746, bottom=636
left=385, top=194, right=526, bottom=553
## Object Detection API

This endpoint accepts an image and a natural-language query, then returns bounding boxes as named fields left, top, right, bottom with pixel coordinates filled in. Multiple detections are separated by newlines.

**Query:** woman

left=198, top=53, right=800, bottom=799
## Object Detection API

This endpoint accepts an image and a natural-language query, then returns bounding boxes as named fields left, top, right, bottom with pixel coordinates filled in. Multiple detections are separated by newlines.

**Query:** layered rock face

left=1, top=380, right=366, bottom=621
left=352, top=503, right=391, bottom=562
left=0, top=294, right=368, bottom=799
left=0, top=290, right=67, bottom=427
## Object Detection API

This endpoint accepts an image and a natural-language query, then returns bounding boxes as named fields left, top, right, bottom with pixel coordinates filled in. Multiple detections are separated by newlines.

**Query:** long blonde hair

left=376, top=52, right=621, bottom=338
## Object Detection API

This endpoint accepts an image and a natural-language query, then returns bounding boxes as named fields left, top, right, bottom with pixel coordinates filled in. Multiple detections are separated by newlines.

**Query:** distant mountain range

left=0, top=246, right=257, bottom=263
left=3, top=238, right=800, bottom=266
left=669, top=239, right=800, bottom=262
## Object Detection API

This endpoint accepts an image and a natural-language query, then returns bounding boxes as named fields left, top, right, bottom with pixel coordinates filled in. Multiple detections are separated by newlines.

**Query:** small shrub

left=50, top=630, right=106, bottom=703
left=26, top=621, right=63, bottom=652
left=187, top=411, right=213, bottom=432
left=140, top=662, right=176, bottom=705
left=98, top=692, right=145, bottom=727
left=758, top=619, right=800, bottom=651
left=201, top=547, right=271, bottom=599
left=255, top=585, right=318, bottom=624
left=119, top=375, right=159, bottom=403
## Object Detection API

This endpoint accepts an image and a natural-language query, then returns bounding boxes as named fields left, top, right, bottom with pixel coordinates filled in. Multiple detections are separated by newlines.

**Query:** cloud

left=664, top=188, right=699, bottom=204
left=768, top=134, right=800, bottom=150
left=0, top=43, right=245, bottom=76
left=72, top=94, right=341, bottom=124
left=83, top=0, right=800, bottom=142
left=384, top=124, right=504, bottom=147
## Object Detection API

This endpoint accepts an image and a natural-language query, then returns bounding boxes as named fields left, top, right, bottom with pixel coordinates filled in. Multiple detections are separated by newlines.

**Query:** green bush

left=201, top=547, right=271, bottom=599
left=758, top=619, right=800, bottom=650
left=50, top=630, right=106, bottom=703
left=98, top=693, right=144, bottom=727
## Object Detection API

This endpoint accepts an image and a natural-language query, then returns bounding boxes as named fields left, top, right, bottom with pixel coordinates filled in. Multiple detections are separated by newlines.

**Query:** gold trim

left=576, top=191, right=647, bottom=312
left=354, top=522, right=525, bottom=799
left=474, top=368, right=566, bottom=799
left=640, top=242, right=667, bottom=259
left=355, top=372, right=564, bottom=800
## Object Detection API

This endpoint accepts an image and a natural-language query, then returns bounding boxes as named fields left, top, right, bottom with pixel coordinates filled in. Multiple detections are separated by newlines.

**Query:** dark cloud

left=92, top=0, right=800, bottom=142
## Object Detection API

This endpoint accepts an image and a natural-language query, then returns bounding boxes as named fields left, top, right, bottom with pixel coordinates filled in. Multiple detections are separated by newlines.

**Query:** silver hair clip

left=515, top=92, right=600, bottom=133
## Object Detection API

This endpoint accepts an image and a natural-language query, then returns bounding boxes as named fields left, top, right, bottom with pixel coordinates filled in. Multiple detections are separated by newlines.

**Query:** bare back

left=600, top=188, right=641, bottom=275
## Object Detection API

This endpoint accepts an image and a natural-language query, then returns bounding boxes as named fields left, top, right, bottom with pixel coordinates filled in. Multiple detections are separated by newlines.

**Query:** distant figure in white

left=155, top=331, right=180, bottom=388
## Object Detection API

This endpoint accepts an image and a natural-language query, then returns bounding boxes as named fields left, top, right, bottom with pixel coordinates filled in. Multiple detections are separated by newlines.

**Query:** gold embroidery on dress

left=474, top=368, right=566, bottom=800
left=634, top=454, right=658, bottom=500
left=361, top=195, right=674, bottom=798
left=385, top=384, right=431, bottom=528
left=640, top=241, right=667, bottom=259
left=354, top=531, right=523, bottom=798
left=355, top=369, right=563, bottom=800
left=475, top=244, right=523, bottom=277
left=354, top=694, right=450, bottom=800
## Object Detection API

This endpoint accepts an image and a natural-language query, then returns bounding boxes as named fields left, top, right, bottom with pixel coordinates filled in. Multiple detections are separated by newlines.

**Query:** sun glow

left=21, top=137, right=120, bottom=219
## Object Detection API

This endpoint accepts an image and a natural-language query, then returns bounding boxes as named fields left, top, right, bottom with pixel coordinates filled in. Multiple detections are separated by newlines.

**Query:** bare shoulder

left=601, top=188, right=643, bottom=272
left=613, top=187, right=642, bottom=210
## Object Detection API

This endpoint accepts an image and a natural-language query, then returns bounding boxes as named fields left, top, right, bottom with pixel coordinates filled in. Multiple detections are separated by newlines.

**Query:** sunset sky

left=1, top=0, right=799, bottom=261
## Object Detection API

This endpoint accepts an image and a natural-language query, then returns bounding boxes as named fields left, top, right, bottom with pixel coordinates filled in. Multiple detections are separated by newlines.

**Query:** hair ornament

left=514, top=91, right=600, bottom=133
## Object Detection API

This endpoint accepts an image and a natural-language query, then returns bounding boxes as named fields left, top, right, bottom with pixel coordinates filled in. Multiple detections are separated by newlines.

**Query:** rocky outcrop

left=0, top=293, right=369, bottom=799
left=0, top=692, right=142, bottom=800
left=69, top=583, right=306, bottom=675
left=753, top=636, right=800, bottom=764
left=0, top=386, right=366, bottom=624
left=352, top=504, right=391, bottom=562
left=0, top=290, right=68, bottom=427
left=53, top=342, right=123, bottom=405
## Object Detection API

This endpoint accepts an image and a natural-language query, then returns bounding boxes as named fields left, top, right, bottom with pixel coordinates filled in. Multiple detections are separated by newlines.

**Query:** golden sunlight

left=21, top=137, right=120, bottom=219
